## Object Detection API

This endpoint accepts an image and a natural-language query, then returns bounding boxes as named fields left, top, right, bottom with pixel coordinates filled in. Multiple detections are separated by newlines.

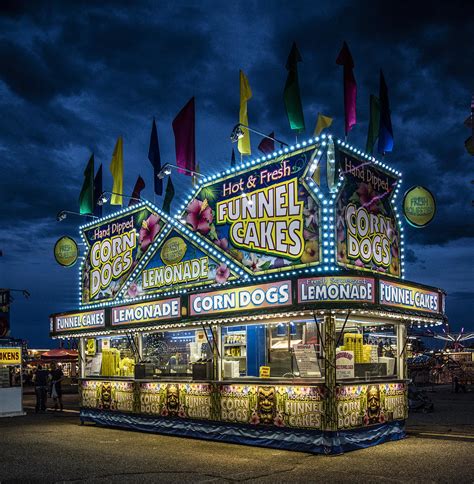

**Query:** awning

left=40, top=349, right=78, bottom=360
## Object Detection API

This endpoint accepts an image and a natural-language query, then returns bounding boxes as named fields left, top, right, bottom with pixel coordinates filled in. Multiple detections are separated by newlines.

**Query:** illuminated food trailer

left=50, top=137, right=446, bottom=454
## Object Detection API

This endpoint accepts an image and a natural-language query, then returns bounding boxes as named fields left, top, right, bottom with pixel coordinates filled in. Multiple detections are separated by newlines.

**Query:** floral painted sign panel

left=335, top=147, right=401, bottom=278
left=181, top=145, right=322, bottom=275
left=124, top=228, right=240, bottom=299
left=80, top=206, right=165, bottom=305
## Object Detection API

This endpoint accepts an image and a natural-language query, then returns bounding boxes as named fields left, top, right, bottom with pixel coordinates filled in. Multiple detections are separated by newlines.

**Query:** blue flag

left=378, top=70, right=394, bottom=154
left=149, top=118, right=162, bottom=195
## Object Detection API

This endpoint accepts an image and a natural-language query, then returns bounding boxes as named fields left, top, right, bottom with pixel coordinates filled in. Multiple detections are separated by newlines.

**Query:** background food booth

left=0, top=346, right=24, bottom=417
left=51, top=137, right=446, bottom=454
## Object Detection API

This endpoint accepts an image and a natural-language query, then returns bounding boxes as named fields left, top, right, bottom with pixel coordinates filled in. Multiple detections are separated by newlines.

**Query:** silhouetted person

left=49, top=362, right=64, bottom=411
left=34, top=365, right=49, bottom=413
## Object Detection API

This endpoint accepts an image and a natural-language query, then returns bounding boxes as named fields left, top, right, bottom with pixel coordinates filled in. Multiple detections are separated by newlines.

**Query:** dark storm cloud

left=0, top=0, right=473, bottom=345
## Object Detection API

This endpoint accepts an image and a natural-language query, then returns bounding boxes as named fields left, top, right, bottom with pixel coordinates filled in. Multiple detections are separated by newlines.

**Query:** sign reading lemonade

left=180, top=145, right=323, bottom=275
left=124, top=229, right=239, bottom=300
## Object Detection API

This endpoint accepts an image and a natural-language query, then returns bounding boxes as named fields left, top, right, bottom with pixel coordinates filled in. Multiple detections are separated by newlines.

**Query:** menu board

left=293, top=344, right=321, bottom=377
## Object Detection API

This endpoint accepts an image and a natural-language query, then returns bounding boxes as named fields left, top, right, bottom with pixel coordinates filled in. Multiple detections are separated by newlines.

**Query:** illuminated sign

left=335, top=148, right=401, bottom=278
left=125, top=229, right=240, bottom=299
left=379, top=280, right=440, bottom=314
left=112, top=298, right=181, bottom=325
left=298, top=276, right=375, bottom=304
left=0, top=347, right=21, bottom=365
left=54, top=236, right=78, bottom=267
left=189, top=280, right=292, bottom=316
left=81, top=206, right=164, bottom=305
left=55, top=310, right=105, bottom=332
left=181, top=145, right=322, bottom=276
left=403, top=186, right=436, bottom=228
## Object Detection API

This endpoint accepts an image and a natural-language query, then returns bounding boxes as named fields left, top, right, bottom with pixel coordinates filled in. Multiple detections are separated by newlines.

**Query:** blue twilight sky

left=0, top=1, right=473, bottom=347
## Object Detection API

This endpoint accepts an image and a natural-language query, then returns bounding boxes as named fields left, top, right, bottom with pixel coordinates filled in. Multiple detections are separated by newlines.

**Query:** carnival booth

left=51, top=137, right=446, bottom=454
left=0, top=347, right=25, bottom=417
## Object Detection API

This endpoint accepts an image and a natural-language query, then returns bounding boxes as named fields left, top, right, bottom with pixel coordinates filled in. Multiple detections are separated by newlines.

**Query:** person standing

left=33, top=364, right=49, bottom=413
left=50, top=362, right=64, bottom=411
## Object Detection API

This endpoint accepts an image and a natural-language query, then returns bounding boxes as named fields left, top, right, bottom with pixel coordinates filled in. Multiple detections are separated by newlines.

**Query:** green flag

left=79, top=154, right=95, bottom=215
left=283, top=42, right=305, bottom=132
left=366, top=94, right=380, bottom=155
left=162, top=176, right=175, bottom=213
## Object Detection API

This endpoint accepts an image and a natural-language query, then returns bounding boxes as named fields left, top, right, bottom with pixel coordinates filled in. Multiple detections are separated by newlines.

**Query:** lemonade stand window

left=84, top=336, right=136, bottom=378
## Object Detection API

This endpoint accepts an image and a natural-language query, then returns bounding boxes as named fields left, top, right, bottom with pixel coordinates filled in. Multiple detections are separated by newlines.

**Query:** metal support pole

left=78, top=337, right=86, bottom=379
left=323, top=312, right=338, bottom=431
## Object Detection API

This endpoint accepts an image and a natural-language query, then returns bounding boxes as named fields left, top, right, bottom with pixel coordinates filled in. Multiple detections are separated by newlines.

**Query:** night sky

left=0, top=1, right=472, bottom=348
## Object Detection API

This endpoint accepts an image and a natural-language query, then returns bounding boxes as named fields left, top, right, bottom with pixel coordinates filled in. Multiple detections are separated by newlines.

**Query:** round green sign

left=403, top=186, right=436, bottom=228
left=54, top=236, right=79, bottom=267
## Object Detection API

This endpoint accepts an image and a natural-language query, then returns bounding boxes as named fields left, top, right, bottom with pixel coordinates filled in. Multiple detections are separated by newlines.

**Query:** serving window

left=221, top=320, right=325, bottom=380
left=84, top=335, right=136, bottom=378
left=335, top=318, right=400, bottom=381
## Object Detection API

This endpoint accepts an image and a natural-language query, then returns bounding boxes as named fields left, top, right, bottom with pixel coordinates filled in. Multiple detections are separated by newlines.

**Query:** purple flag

left=336, top=41, right=357, bottom=136
left=258, top=132, right=275, bottom=155
left=172, top=97, right=195, bottom=176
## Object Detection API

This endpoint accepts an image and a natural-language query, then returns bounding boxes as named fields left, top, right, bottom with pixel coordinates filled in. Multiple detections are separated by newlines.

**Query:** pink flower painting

left=185, top=199, right=213, bottom=235
left=215, top=264, right=230, bottom=283
left=139, top=214, right=161, bottom=251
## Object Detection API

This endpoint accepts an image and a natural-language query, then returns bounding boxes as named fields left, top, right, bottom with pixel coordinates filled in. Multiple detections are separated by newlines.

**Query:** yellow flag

left=110, top=136, right=123, bottom=205
left=238, top=70, right=252, bottom=155
left=314, top=113, right=333, bottom=136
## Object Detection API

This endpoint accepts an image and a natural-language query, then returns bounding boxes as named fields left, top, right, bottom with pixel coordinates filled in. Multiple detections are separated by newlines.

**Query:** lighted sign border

left=78, top=204, right=166, bottom=307
left=332, top=142, right=405, bottom=279
left=179, top=143, right=326, bottom=276
left=79, top=200, right=249, bottom=310
left=76, top=134, right=405, bottom=310
left=402, top=186, right=436, bottom=228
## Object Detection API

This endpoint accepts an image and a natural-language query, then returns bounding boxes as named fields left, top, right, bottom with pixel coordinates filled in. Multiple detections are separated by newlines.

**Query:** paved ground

left=1, top=386, right=473, bottom=483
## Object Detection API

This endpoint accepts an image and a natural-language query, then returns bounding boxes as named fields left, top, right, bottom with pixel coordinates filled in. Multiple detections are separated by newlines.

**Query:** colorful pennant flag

left=465, top=136, right=474, bottom=155
left=129, top=175, right=146, bottom=206
left=162, top=176, right=175, bottom=213
left=283, top=42, right=305, bottom=133
left=258, top=132, right=275, bottom=154
left=148, top=118, right=162, bottom=196
left=172, top=97, right=196, bottom=175
left=231, top=148, right=236, bottom=167
left=110, top=136, right=123, bottom=205
left=366, top=95, right=380, bottom=155
left=93, top=163, right=103, bottom=218
left=314, top=114, right=333, bottom=136
left=238, top=70, right=252, bottom=155
left=79, top=154, right=94, bottom=215
left=336, top=41, right=357, bottom=136
left=378, top=70, right=394, bottom=154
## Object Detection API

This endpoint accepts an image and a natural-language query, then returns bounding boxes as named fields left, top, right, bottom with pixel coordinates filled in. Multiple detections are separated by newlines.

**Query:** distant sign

left=54, top=236, right=78, bottom=267
left=0, top=347, right=21, bottom=365
left=403, top=186, right=436, bottom=228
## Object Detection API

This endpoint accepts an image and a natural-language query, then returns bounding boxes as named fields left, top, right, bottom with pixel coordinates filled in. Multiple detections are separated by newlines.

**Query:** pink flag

left=336, top=41, right=357, bottom=136
left=172, top=97, right=195, bottom=175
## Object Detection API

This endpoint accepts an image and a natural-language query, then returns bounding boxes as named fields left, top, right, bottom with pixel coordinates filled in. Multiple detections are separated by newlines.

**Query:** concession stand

left=0, top=346, right=24, bottom=417
left=51, top=136, right=446, bottom=454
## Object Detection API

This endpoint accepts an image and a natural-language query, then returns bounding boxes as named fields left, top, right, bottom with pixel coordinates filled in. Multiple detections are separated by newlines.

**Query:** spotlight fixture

left=157, top=163, right=203, bottom=179
left=230, top=123, right=289, bottom=148
left=56, top=210, right=98, bottom=222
